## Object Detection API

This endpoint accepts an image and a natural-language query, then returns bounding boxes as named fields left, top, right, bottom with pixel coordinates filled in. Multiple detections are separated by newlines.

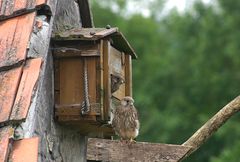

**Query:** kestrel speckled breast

left=112, top=96, right=140, bottom=142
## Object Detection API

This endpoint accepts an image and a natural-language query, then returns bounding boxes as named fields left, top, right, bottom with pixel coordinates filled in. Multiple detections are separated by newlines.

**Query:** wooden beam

left=125, top=54, right=132, bottom=96
left=77, top=0, right=94, bottom=27
left=102, top=40, right=111, bottom=121
left=87, top=138, right=192, bottom=162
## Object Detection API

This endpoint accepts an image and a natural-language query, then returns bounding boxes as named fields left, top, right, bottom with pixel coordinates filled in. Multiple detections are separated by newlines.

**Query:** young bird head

left=121, top=96, right=134, bottom=107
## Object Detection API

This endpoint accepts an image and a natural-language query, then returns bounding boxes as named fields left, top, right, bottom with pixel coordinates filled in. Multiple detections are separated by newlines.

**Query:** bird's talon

left=130, top=138, right=136, bottom=143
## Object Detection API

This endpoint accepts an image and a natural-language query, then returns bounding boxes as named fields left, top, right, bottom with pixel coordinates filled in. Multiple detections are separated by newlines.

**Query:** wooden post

left=102, top=40, right=111, bottom=121
left=87, top=138, right=191, bottom=162
left=125, top=54, right=132, bottom=97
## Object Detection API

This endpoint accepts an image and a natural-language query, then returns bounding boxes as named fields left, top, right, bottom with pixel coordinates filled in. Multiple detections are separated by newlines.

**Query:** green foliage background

left=90, top=0, right=240, bottom=161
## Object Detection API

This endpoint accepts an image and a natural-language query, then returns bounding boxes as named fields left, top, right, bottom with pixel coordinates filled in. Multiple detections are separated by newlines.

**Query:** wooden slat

left=87, top=138, right=192, bottom=162
left=58, top=57, right=97, bottom=118
left=59, top=58, right=83, bottom=105
left=87, top=57, right=97, bottom=105
left=109, top=46, right=124, bottom=75
left=94, top=28, right=118, bottom=37
left=102, top=40, right=111, bottom=120
left=0, top=126, right=14, bottom=162
left=125, top=54, right=132, bottom=96
left=110, top=46, right=125, bottom=100
left=0, top=65, right=23, bottom=123
left=10, top=58, right=42, bottom=121
left=0, top=12, right=35, bottom=69
left=9, top=137, right=39, bottom=162
left=99, top=40, right=104, bottom=120
left=55, top=103, right=101, bottom=116
left=59, top=58, right=97, bottom=106
left=55, top=28, right=118, bottom=41
left=77, top=0, right=93, bottom=28
left=53, top=48, right=100, bottom=58
left=111, top=32, right=137, bottom=59
left=58, top=115, right=96, bottom=122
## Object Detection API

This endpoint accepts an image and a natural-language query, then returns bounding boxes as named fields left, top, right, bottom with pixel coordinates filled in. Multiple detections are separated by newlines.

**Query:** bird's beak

left=130, top=102, right=133, bottom=106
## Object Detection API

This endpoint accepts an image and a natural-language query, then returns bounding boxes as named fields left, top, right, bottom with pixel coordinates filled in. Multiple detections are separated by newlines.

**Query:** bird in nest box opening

left=111, top=73, right=125, bottom=93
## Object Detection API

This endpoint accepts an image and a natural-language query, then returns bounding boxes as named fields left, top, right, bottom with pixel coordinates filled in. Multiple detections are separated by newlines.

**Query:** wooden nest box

left=52, top=28, right=137, bottom=137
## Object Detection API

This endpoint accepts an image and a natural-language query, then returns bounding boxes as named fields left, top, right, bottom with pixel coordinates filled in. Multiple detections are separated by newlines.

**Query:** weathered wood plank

left=125, top=54, right=132, bottom=96
left=59, top=58, right=84, bottom=105
left=102, top=40, right=111, bottom=121
left=87, top=138, right=192, bottom=162
left=55, top=103, right=100, bottom=116
left=77, top=0, right=93, bottom=28
left=99, top=40, right=104, bottom=120
left=110, top=46, right=125, bottom=100
left=53, top=48, right=100, bottom=58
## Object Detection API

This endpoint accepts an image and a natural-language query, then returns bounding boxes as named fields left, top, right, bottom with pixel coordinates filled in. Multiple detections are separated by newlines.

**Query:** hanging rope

left=81, top=57, right=90, bottom=115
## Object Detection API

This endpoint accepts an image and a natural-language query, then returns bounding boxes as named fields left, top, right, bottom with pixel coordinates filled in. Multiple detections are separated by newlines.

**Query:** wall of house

left=15, top=0, right=89, bottom=161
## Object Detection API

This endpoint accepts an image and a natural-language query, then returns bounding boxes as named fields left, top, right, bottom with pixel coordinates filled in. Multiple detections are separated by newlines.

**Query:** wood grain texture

left=125, top=54, right=132, bottom=96
left=77, top=0, right=93, bottom=28
left=87, top=138, right=192, bottom=162
left=102, top=40, right=111, bottom=121
left=55, top=103, right=100, bottom=116
left=110, top=46, right=125, bottom=100
left=59, top=58, right=83, bottom=105
left=182, top=95, right=240, bottom=158
left=99, top=40, right=104, bottom=120
left=53, top=48, right=99, bottom=58
left=55, top=28, right=118, bottom=40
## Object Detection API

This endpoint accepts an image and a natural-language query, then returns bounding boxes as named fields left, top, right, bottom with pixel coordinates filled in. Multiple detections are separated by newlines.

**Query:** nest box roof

left=53, top=27, right=137, bottom=59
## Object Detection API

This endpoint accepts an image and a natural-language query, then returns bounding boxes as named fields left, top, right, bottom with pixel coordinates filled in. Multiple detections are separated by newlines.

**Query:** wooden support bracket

left=87, top=138, right=192, bottom=162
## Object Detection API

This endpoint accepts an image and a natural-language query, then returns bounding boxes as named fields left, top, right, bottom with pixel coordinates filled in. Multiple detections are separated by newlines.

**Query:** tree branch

left=182, top=95, right=240, bottom=158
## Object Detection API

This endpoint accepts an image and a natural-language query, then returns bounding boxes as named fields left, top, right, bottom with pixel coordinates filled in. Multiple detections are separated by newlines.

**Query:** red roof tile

left=0, top=126, right=14, bottom=162
left=0, top=12, right=35, bottom=68
left=0, top=0, right=47, bottom=17
left=9, top=137, right=39, bottom=162
left=0, top=65, right=23, bottom=123
left=36, top=0, right=47, bottom=6
left=10, top=58, right=42, bottom=121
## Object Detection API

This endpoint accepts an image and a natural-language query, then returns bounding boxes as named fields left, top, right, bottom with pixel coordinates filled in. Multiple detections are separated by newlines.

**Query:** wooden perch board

left=87, top=138, right=192, bottom=162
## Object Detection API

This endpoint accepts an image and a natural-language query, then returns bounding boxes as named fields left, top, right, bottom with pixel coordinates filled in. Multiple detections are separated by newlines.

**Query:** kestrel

left=112, top=96, right=140, bottom=142
left=111, top=74, right=124, bottom=93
